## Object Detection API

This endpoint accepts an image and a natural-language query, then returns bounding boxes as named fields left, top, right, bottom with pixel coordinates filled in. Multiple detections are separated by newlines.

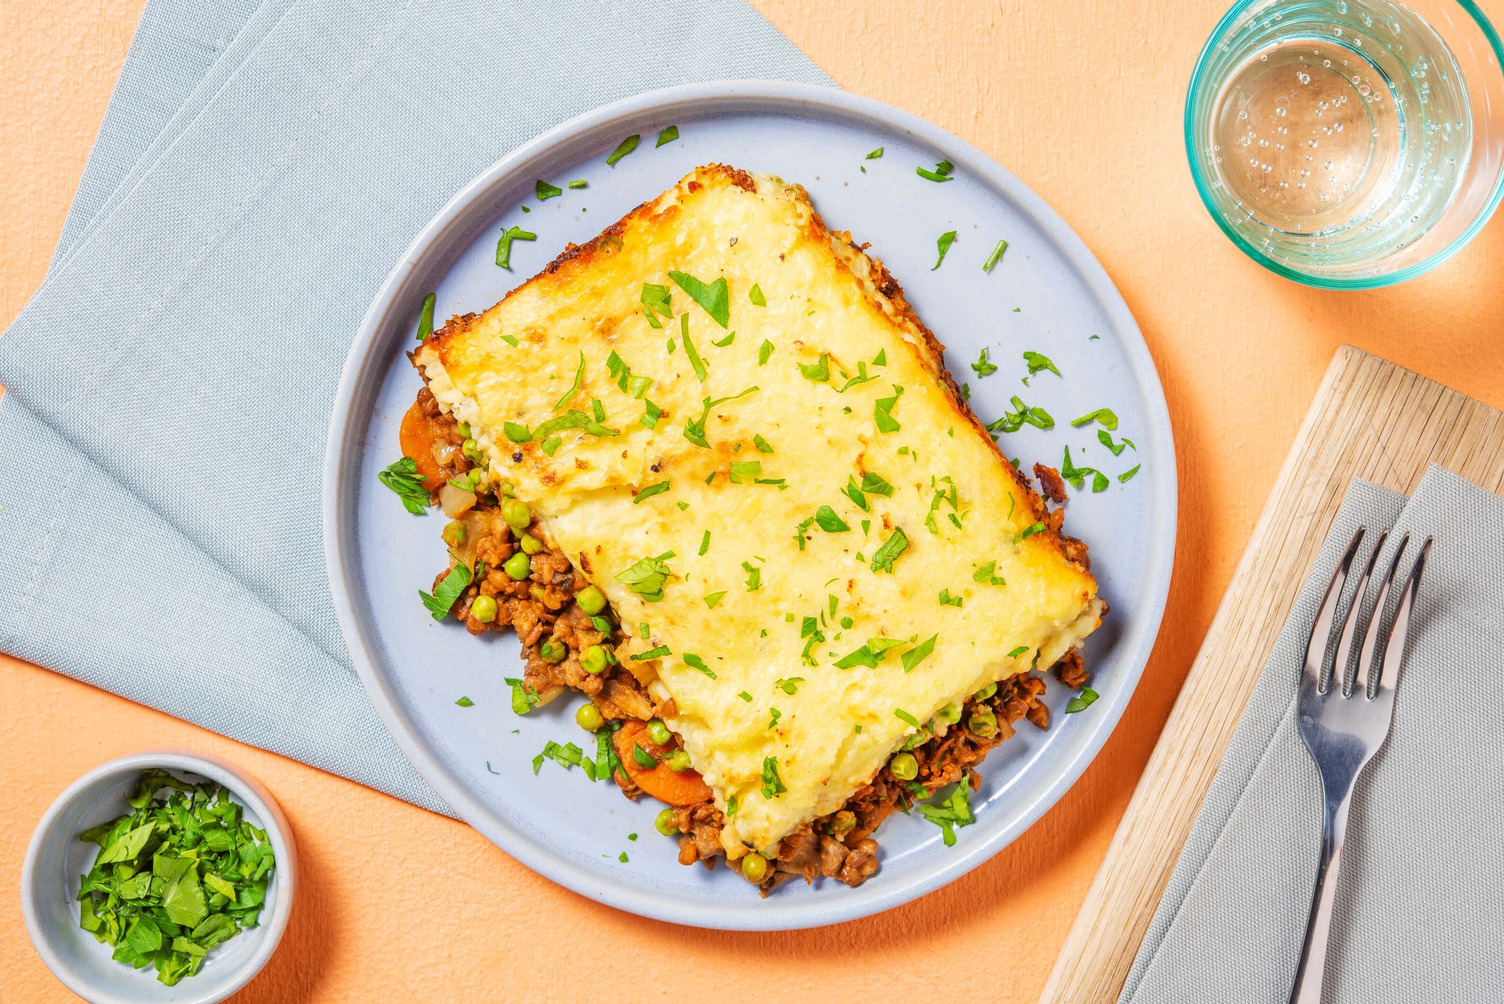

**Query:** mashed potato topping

left=416, top=166, right=1102, bottom=855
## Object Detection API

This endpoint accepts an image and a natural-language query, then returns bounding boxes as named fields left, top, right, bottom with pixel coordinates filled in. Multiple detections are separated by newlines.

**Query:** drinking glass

left=1186, top=0, right=1504, bottom=287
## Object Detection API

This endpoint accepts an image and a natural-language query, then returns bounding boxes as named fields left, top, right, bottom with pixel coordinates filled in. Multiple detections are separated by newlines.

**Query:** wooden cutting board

left=1041, top=345, right=1504, bottom=1003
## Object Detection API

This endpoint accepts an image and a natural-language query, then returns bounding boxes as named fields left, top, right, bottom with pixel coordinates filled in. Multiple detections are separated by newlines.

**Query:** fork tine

left=1372, top=536, right=1432, bottom=696
left=1304, top=527, right=1365, bottom=695
left=1355, top=533, right=1409, bottom=697
left=1331, top=529, right=1387, bottom=696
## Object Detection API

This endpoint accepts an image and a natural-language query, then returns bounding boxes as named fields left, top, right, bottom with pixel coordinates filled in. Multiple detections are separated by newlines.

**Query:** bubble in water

left=1333, top=26, right=1343, bottom=36
left=1359, top=84, right=1371, bottom=97
left=1325, top=160, right=1335, bottom=169
left=1298, top=71, right=1311, bottom=84
left=1276, top=106, right=1287, bottom=117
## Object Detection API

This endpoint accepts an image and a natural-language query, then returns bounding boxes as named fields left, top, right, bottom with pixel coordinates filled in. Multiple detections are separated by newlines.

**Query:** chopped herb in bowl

left=74, top=769, right=277, bottom=986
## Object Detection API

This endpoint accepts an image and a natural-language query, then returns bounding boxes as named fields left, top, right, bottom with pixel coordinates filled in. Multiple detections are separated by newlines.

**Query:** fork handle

left=1289, top=787, right=1354, bottom=1004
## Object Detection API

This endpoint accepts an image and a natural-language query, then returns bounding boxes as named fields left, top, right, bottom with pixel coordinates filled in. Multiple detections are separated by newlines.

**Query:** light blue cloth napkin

left=1, top=0, right=830, bottom=812
left=1122, top=464, right=1504, bottom=1002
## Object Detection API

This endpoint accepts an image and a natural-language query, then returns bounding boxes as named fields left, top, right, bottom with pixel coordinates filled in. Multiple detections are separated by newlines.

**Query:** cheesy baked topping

left=415, top=165, right=1102, bottom=855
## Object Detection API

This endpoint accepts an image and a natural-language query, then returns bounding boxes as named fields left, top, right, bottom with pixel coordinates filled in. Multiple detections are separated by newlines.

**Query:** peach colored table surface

left=5, top=2, right=1504, bottom=1001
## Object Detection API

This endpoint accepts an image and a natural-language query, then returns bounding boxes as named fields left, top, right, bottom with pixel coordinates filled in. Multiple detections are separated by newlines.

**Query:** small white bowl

left=21, top=750, right=297, bottom=1004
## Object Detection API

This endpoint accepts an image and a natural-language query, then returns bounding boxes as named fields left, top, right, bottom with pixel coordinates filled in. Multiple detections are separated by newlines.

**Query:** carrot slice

left=399, top=400, right=449, bottom=492
left=613, top=721, right=712, bottom=806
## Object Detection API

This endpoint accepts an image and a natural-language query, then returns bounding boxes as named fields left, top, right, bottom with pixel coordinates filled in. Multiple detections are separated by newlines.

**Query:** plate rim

left=323, top=78, right=1178, bottom=931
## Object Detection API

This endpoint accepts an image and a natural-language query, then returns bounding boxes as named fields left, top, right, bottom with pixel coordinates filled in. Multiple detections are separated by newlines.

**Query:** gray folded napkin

left=0, top=0, right=828, bottom=813
left=1122, top=464, right=1504, bottom=1002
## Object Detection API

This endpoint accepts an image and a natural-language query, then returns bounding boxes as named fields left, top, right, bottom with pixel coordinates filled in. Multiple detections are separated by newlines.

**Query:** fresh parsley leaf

left=655, top=125, right=679, bottom=146
left=916, top=158, right=954, bottom=182
left=918, top=781, right=975, bottom=846
left=631, top=480, right=670, bottom=504
left=1023, top=351, right=1060, bottom=377
left=774, top=677, right=804, bottom=695
left=712, top=330, right=735, bottom=347
left=568, top=179, right=587, bottom=189
left=767, top=707, right=781, bottom=729
left=874, top=386, right=902, bottom=432
left=632, top=744, right=658, bottom=769
left=668, top=270, right=730, bottom=327
left=532, top=409, right=619, bottom=441
left=860, top=472, right=895, bottom=496
left=504, top=421, right=531, bottom=443
left=1020, top=522, right=1045, bottom=539
left=1066, top=687, right=1100, bottom=713
left=682, top=322, right=708, bottom=382
left=378, top=456, right=430, bottom=514
left=938, top=588, right=963, bottom=607
left=932, top=230, right=958, bottom=270
left=758, top=338, right=774, bottom=365
left=866, top=146, right=884, bottom=159
left=419, top=562, right=473, bottom=620
left=631, top=645, right=671, bottom=661
left=760, top=756, right=788, bottom=798
left=616, top=552, right=674, bottom=602
left=1070, top=408, right=1119, bottom=430
left=870, top=527, right=909, bottom=573
left=703, top=591, right=726, bottom=609
left=698, top=530, right=710, bottom=555
left=971, top=348, right=998, bottom=378
left=554, top=352, right=585, bottom=410
left=455, top=696, right=474, bottom=707
left=535, top=179, right=562, bottom=200
left=683, top=653, right=716, bottom=679
left=972, top=561, right=1005, bottom=586
left=1119, top=464, right=1141, bottom=483
left=641, top=282, right=673, bottom=327
left=814, top=505, right=850, bottom=532
left=901, top=634, right=938, bottom=672
left=841, top=475, right=869, bottom=511
left=495, top=225, right=537, bottom=268
left=1007, top=645, right=1030, bottom=658
left=982, top=239, right=1008, bottom=272
left=798, top=353, right=830, bottom=382
left=606, top=134, right=640, bottom=166
left=742, top=561, right=761, bottom=591
left=753, top=434, right=774, bottom=454
left=895, top=708, right=920, bottom=728
left=415, top=291, right=436, bottom=341
left=749, top=284, right=766, bottom=306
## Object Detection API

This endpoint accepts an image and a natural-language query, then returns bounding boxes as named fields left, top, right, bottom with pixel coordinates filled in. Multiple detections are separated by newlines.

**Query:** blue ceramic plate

left=324, top=80, right=1176, bottom=930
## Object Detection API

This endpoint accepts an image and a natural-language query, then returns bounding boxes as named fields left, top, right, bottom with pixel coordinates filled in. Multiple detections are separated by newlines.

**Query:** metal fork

left=1288, top=526, right=1432, bottom=1004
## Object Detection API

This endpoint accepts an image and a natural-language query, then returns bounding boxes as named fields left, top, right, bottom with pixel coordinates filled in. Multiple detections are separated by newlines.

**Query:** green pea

left=968, top=709, right=998, bottom=737
left=974, top=682, right=998, bottom=701
left=827, top=810, right=856, bottom=836
left=667, top=750, right=692, bottom=773
left=456, top=421, right=471, bottom=438
left=520, top=533, right=544, bottom=555
left=441, top=520, right=467, bottom=547
left=539, top=638, right=567, bottom=663
left=654, top=808, right=678, bottom=836
left=581, top=645, right=608, bottom=674
left=936, top=702, right=962, bottom=725
left=501, top=498, right=532, bottom=531
left=462, top=438, right=482, bottom=463
left=646, top=719, right=672, bottom=746
left=576, top=584, right=607, bottom=615
left=576, top=703, right=604, bottom=732
left=740, top=852, right=768, bottom=882
left=889, top=751, right=918, bottom=780
left=470, top=594, right=498, bottom=623
left=502, top=552, right=531, bottom=580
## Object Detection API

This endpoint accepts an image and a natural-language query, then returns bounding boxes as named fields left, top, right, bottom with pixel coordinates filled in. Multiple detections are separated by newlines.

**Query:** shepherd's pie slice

left=415, top=165, right=1102, bottom=855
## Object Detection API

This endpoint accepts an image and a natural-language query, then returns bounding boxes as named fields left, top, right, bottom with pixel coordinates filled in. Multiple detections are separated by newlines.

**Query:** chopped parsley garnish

left=753, top=434, right=774, bottom=453
left=798, top=353, right=831, bottom=382
left=760, top=756, right=788, bottom=798
left=568, top=179, right=587, bottom=189
left=932, top=230, right=958, bottom=270
left=1024, top=351, right=1060, bottom=377
left=874, top=386, right=902, bottom=432
left=835, top=637, right=905, bottom=669
left=506, top=676, right=541, bottom=714
left=988, top=395, right=1054, bottom=434
left=683, top=653, right=716, bottom=678
left=73, top=770, right=278, bottom=986
left=531, top=409, right=618, bottom=441
left=972, top=561, right=1006, bottom=586
left=703, top=591, right=726, bottom=609
left=378, top=457, right=430, bottom=514
left=919, top=782, right=974, bottom=846
left=682, top=386, right=759, bottom=447
left=679, top=318, right=708, bottom=382
left=415, top=291, right=436, bottom=341
left=767, top=707, right=782, bottom=729
left=870, top=527, right=909, bottom=573
left=712, top=331, right=735, bottom=348
left=939, top=588, right=963, bottom=607
left=504, top=421, right=531, bottom=443
left=758, top=339, right=774, bottom=365
left=419, top=562, right=472, bottom=620
left=632, top=744, right=658, bottom=769
left=655, top=125, right=679, bottom=147
left=982, top=239, right=1008, bottom=272
left=916, top=158, right=955, bottom=182
left=815, top=505, right=850, bottom=533
left=495, top=225, right=537, bottom=268
left=1119, top=464, right=1141, bottom=483
left=895, top=708, right=921, bottom=728
left=1008, top=645, right=1030, bottom=657
left=971, top=348, right=998, bottom=378
left=606, top=134, right=640, bottom=166
left=901, top=635, right=938, bottom=672
left=842, top=476, right=870, bottom=511
left=1061, top=446, right=1110, bottom=493
left=1020, top=522, right=1046, bottom=539
left=866, top=146, right=884, bottom=159
left=739, top=691, right=753, bottom=702
left=640, top=398, right=663, bottom=430
left=668, top=270, right=730, bottom=327
left=775, top=677, right=804, bottom=695
left=749, top=284, right=766, bottom=306
left=835, top=361, right=879, bottom=393
left=699, top=530, right=711, bottom=555
left=554, top=351, right=585, bottom=409
left=1070, top=408, right=1119, bottom=430
left=631, top=645, right=671, bottom=661
left=455, top=696, right=474, bottom=707
left=861, top=472, right=895, bottom=496
left=641, top=282, right=673, bottom=327
left=535, top=179, right=562, bottom=200
left=632, top=480, right=670, bottom=504
left=1066, top=687, right=1101, bottom=713
left=1098, top=429, right=1129, bottom=455
left=729, top=460, right=763, bottom=483
left=742, top=561, right=761, bottom=591
left=616, top=551, right=674, bottom=602
left=727, top=796, right=739, bottom=816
